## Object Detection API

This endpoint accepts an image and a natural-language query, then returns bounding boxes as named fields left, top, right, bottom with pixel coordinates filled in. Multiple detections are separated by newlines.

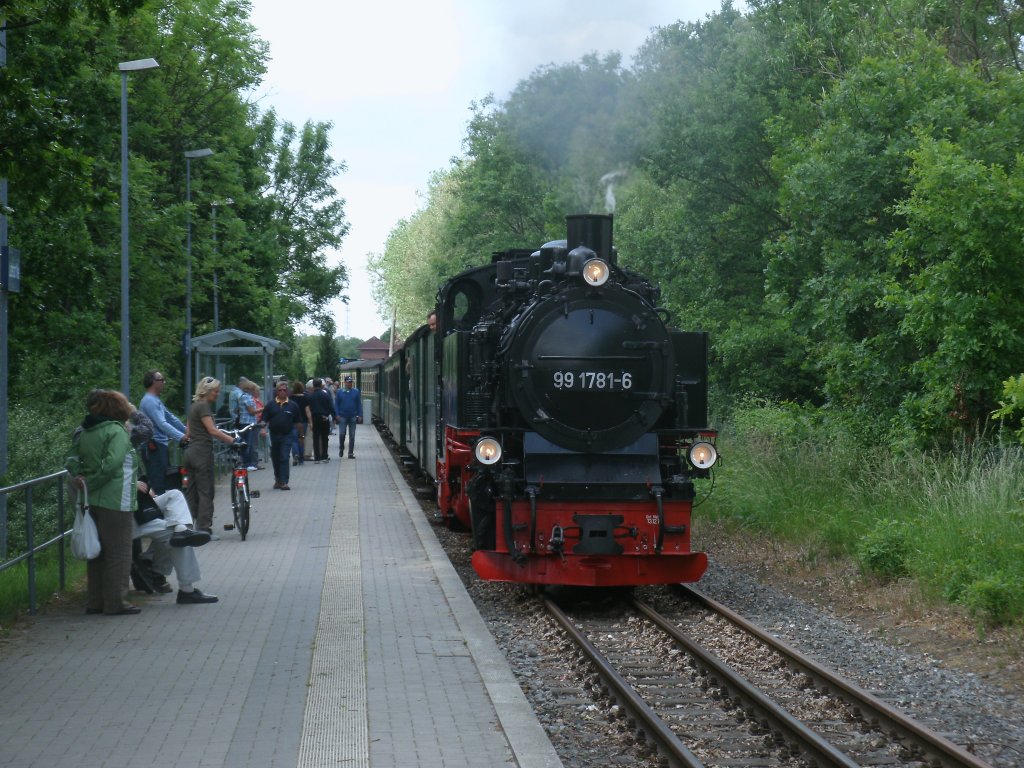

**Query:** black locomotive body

left=434, top=214, right=716, bottom=586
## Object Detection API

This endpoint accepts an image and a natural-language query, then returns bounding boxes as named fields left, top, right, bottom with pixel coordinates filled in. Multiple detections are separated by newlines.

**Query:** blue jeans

left=142, top=441, right=170, bottom=494
left=241, top=424, right=258, bottom=467
left=291, top=424, right=307, bottom=462
left=270, top=432, right=294, bottom=485
left=339, top=416, right=357, bottom=456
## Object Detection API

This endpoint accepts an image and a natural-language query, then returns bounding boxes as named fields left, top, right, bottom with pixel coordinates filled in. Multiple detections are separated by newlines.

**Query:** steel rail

left=541, top=596, right=704, bottom=768
left=633, top=597, right=859, bottom=767
left=678, top=585, right=995, bottom=768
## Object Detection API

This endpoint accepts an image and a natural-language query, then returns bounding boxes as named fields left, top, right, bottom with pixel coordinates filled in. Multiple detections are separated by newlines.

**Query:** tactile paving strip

left=296, top=453, right=368, bottom=767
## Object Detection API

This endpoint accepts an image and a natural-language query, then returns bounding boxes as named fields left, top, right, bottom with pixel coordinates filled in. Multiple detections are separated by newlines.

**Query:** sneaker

left=246, top=465, right=258, bottom=472
left=177, top=588, right=219, bottom=604
left=349, top=454, right=355, bottom=459
left=280, top=484, right=291, bottom=491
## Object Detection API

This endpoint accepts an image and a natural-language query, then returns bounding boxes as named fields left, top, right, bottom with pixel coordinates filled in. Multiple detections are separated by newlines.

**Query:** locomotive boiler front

left=503, top=283, right=674, bottom=453
left=436, top=213, right=714, bottom=587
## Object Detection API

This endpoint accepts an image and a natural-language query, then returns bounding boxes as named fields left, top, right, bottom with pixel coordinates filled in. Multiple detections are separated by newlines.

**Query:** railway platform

left=0, top=427, right=563, bottom=768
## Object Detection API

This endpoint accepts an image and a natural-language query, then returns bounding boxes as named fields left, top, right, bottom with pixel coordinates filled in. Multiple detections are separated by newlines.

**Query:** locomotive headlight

left=582, top=258, right=610, bottom=287
left=474, top=437, right=502, bottom=465
left=688, top=441, right=718, bottom=470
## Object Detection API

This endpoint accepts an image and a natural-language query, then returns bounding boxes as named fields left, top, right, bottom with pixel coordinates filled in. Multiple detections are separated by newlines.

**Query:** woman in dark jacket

left=65, top=389, right=141, bottom=615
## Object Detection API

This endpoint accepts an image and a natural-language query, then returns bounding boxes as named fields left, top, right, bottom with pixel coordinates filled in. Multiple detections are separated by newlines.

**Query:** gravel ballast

left=430, top=514, right=1024, bottom=768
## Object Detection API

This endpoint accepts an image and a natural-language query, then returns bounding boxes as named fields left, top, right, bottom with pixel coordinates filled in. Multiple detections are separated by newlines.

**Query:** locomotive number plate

left=552, top=371, right=633, bottom=390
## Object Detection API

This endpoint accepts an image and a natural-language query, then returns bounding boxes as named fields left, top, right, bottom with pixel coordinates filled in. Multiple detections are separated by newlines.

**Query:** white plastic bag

left=71, top=485, right=101, bottom=560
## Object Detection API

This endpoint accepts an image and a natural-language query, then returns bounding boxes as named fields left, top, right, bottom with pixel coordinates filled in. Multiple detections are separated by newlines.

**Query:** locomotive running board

left=471, top=550, right=708, bottom=587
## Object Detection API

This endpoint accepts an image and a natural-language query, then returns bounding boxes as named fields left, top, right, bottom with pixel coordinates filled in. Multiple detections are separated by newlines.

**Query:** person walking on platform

left=308, top=378, right=336, bottom=462
left=229, top=376, right=250, bottom=426
left=237, top=380, right=260, bottom=470
left=290, top=380, right=312, bottom=466
left=65, top=389, right=142, bottom=616
left=262, top=379, right=301, bottom=490
left=325, top=377, right=338, bottom=434
left=139, top=370, right=186, bottom=494
left=334, top=375, right=362, bottom=458
left=184, top=377, right=241, bottom=533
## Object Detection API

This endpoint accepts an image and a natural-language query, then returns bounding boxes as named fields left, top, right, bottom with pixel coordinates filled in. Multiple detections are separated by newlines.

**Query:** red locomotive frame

left=438, top=425, right=710, bottom=586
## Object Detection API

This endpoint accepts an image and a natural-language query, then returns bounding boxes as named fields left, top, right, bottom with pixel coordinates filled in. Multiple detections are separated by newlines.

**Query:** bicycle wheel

left=237, top=477, right=251, bottom=539
left=230, top=480, right=240, bottom=528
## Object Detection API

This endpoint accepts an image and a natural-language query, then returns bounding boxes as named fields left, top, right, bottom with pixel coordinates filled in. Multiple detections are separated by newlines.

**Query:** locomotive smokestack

left=566, top=214, right=613, bottom=263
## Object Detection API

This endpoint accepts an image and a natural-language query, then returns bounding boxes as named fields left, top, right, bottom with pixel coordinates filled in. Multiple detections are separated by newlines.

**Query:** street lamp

left=184, top=147, right=213, bottom=412
left=119, top=57, right=159, bottom=397
left=211, top=198, right=233, bottom=332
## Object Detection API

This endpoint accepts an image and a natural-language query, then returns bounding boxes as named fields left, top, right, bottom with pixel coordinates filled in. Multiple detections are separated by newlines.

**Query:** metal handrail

left=0, top=469, right=72, bottom=615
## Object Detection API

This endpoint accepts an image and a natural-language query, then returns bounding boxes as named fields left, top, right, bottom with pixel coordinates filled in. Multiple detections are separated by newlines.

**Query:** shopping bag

left=71, top=485, right=101, bottom=560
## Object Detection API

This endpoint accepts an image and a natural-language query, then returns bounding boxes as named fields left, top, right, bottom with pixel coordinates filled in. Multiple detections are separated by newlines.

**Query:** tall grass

left=0, top=552, right=84, bottom=627
left=705, top=400, right=1024, bottom=626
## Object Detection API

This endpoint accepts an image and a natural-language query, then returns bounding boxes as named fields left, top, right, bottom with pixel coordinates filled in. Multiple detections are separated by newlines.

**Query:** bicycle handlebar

left=223, top=423, right=256, bottom=441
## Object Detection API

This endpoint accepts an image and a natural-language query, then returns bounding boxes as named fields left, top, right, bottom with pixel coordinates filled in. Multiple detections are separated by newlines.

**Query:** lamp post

left=211, top=198, right=233, bottom=332
left=119, top=57, right=159, bottom=397
left=184, top=148, right=213, bottom=412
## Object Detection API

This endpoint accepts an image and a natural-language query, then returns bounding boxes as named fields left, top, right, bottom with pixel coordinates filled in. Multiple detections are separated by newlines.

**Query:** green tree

left=337, top=336, right=362, bottom=362
left=501, top=53, right=628, bottom=212
left=767, top=36, right=1024, bottom=439
left=445, top=98, right=559, bottom=258
left=369, top=169, right=467, bottom=336
left=614, top=6, right=810, bottom=400
left=314, top=317, right=338, bottom=377
left=1, top=0, right=349, bottom=410
left=887, top=135, right=1024, bottom=437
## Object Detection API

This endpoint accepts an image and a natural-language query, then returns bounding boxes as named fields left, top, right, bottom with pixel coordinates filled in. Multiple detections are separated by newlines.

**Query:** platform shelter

left=190, top=328, right=285, bottom=413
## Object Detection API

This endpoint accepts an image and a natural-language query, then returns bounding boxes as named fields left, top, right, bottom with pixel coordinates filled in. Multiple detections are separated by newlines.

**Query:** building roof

left=358, top=336, right=389, bottom=352
left=357, top=335, right=401, bottom=360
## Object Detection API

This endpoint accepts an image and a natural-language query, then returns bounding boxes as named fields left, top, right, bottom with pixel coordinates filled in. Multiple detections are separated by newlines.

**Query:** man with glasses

left=139, top=370, right=187, bottom=494
left=260, top=379, right=302, bottom=490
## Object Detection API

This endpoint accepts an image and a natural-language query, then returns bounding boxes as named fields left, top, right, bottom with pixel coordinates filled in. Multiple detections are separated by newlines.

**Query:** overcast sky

left=247, top=0, right=725, bottom=340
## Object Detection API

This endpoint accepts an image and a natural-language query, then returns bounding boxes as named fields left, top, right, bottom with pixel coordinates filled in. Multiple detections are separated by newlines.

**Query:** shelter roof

left=190, top=328, right=286, bottom=355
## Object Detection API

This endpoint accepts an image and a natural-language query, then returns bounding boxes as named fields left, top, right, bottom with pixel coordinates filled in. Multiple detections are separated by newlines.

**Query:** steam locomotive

left=346, top=214, right=717, bottom=587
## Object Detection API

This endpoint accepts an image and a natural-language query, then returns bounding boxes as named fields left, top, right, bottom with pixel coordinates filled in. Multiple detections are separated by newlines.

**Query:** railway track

left=543, top=589, right=995, bottom=768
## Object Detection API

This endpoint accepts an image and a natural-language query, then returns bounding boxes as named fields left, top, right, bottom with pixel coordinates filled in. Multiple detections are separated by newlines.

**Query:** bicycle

left=222, top=424, right=260, bottom=540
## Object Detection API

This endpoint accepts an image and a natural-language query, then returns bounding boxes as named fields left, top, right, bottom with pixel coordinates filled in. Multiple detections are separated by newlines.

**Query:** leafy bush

left=855, top=519, right=912, bottom=580
left=2, top=402, right=81, bottom=556
left=992, top=374, right=1024, bottom=444
left=960, top=572, right=1024, bottom=627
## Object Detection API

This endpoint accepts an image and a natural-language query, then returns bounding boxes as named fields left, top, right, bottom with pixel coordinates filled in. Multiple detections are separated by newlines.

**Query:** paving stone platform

left=0, top=426, right=563, bottom=768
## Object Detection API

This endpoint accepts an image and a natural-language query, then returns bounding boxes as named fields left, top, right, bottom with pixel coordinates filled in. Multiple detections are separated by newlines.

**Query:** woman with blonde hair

left=183, top=377, right=239, bottom=533
left=65, top=389, right=141, bottom=615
